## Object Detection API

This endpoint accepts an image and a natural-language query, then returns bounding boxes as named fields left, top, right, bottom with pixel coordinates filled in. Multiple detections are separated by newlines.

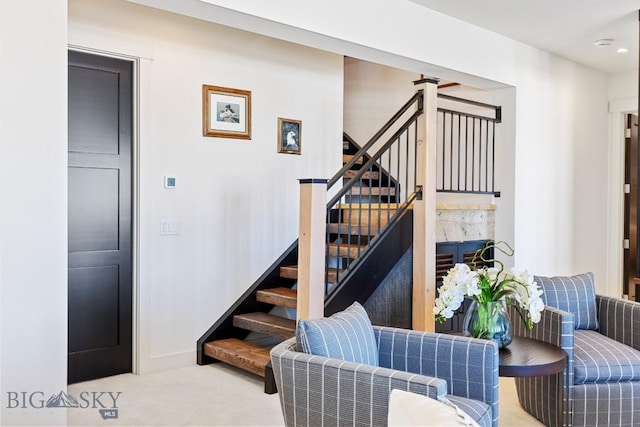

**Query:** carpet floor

left=68, top=364, right=544, bottom=426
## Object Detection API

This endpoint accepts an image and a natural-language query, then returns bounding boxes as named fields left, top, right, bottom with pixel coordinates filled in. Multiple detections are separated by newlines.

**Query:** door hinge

left=624, top=239, right=630, bottom=249
left=626, top=128, right=632, bottom=138
left=625, top=183, right=631, bottom=194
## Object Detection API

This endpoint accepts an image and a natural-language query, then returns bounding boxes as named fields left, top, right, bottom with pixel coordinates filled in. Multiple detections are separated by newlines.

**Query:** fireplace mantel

left=436, top=204, right=496, bottom=242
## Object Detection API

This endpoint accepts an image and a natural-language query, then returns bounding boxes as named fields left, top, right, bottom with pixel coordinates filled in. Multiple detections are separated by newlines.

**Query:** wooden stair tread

left=335, top=203, right=401, bottom=210
left=330, top=211, right=392, bottom=227
left=343, top=170, right=379, bottom=180
left=204, top=339, right=271, bottom=377
left=280, top=265, right=342, bottom=283
left=327, top=223, right=379, bottom=236
left=234, top=312, right=295, bottom=339
left=256, top=287, right=297, bottom=309
left=327, top=242, right=367, bottom=259
left=348, top=186, right=396, bottom=196
left=342, top=154, right=363, bottom=165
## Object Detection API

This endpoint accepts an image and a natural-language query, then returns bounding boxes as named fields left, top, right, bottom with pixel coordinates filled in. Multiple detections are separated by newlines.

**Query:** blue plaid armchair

left=511, top=273, right=640, bottom=426
left=270, top=324, right=499, bottom=427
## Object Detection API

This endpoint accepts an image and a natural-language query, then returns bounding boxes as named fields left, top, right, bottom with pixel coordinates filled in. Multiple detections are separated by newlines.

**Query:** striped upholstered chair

left=270, top=302, right=499, bottom=427
left=511, top=272, right=640, bottom=426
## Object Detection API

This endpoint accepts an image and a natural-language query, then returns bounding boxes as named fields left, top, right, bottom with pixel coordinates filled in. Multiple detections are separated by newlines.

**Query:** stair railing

left=328, top=90, right=423, bottom=189
left=324, top=90, right=425, bottom=295
left=436, top=93, right=501, bottom=195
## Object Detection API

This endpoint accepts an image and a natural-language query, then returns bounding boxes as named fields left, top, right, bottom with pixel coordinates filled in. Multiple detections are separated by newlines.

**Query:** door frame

left=68, top=45, right=141, bottom=375
left=607, top=97, right=638, bottom=299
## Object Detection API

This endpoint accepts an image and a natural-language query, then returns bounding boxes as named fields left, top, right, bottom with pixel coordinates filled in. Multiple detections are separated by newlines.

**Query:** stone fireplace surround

left=436, top=203, right=496, bottom=242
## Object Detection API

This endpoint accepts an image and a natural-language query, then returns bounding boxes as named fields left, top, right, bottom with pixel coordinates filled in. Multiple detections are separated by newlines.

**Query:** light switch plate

left=164, top=176, right=176, bottom=189
left=160, top=220, right=180, bottom=235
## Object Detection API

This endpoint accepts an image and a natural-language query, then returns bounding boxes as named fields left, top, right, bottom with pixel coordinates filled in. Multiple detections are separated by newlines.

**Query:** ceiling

left=410, top=0, right=640, bottom=74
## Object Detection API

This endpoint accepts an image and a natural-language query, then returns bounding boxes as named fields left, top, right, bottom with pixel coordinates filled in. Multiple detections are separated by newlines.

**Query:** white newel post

left=412, top=78, right=438, bottom=331
left=297, top=179, right=328, bottom=323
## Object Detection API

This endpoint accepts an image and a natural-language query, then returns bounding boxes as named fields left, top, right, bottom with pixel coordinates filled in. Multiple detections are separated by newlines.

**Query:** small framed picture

left=277, top=117, right=301, bottom=155
left=202, top=85, right=251, bottom=139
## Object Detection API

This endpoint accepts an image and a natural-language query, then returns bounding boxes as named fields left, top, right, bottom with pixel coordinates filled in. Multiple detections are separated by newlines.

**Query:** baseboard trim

left=138, top=350, right=196, bottom=375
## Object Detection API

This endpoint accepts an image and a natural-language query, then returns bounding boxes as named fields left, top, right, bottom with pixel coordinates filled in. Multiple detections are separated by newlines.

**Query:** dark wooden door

left=624, top=114, right=639, bottom=301
left=68, top=51, right=133, bottom=383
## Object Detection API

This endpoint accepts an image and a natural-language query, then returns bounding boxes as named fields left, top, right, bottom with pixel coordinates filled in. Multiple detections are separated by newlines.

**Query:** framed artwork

left=202, top=85, right=251, bottom=139
left=277, top=117, right=301, bottom=155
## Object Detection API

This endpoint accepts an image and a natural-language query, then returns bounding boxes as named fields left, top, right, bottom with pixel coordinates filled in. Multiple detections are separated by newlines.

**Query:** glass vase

left=462, top=300, right=512, bottom=348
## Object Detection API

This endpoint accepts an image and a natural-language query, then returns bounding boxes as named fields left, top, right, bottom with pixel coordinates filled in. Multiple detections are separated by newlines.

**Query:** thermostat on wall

left=164, top=176, right=176, bottom=189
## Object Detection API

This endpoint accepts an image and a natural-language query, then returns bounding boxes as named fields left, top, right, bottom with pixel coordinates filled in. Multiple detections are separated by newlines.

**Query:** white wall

left=69, top=0, right=343, bottom=373
left=1, top=1, right=68, bottom=425
left=132, top=0, right=613, bottom=291
left=609, top=70, right=638, bottom=101
left=513, top=61, right=608, bottom=283
left=129, top=0, right=517, bottom=90
left=343, top=58, right=418, bottom=145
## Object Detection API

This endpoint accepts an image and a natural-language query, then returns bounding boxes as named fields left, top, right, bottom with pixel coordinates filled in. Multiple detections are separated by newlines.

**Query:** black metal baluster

left=478, top=120, right=489, bottom=192
left=357, top=183, right=364, bottom=259
left=332, top=203, right=342, bottom=292
left=467, top=116, right=476, bottom=191
left=464, top=114, right=468, bottom=191
left=458, top=117, right=462, bottom=191
left=396, top=136, right=401, bottom=204
left=450, top=113, right=460, bottom=191
left=405, top=128, right=410, bottom=202
left=367, top=173, right=372, bottom=247
left=491, top=121, right=496, bottom=193
left=440, top=112, right=445, bottom=190
left=387, top=144, right=392, bottom=211
left=413, top=124, right=420, bottom=191
left=376, top=196, right=381, bottom=241
left=341, top=190, right=348, bottom=271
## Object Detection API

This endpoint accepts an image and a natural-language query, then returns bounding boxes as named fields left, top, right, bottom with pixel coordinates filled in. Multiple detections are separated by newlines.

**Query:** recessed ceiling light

left=617, top=47, right=629, bottom=54
left=594, top=39, right=614, bottom=47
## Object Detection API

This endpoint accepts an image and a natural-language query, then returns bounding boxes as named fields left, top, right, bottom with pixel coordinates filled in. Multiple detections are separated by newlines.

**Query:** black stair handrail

left=325, top=90, right=424, bottom=290
left=327, top=110, right=422, bottom=208
left=437, top=93, right=501, bottom=123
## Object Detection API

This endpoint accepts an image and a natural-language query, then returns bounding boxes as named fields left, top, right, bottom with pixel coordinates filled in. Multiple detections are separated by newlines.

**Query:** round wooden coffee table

left=499, top=335, right=566, bottom=376
left=499, top=335, right=567, bottom=425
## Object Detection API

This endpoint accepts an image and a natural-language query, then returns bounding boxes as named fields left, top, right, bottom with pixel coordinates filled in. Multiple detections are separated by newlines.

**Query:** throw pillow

left=535, top=272, right=598, bottom=330
left=297, top=301, right=379, bottom=366
left=388, top=389, right=480, bottom=427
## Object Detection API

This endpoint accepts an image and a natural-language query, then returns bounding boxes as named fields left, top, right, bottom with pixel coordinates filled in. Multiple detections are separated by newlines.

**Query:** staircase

left=198, top=135, right=406, bottom=394
left=197, top=90, right=424, bottom=394
left=197, top=86, right=504, bottom=394
left=201, top=286, right=297, bottom=393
